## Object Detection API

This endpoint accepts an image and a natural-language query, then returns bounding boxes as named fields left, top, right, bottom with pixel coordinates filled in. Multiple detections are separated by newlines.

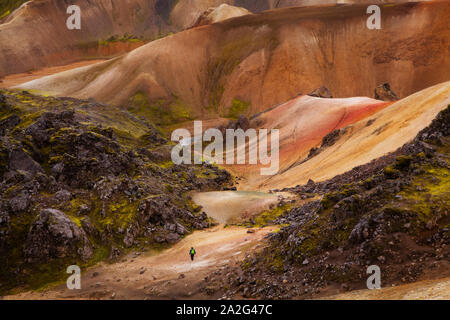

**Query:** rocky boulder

left=0, top=114, right=21, bottom=136
left=235, top=115, right=250, bottom=131
left=308, top=86, right=333, bottom=98
left=24, top=209, right=93, bottom=263
left=374, top=83, right=399, bottom=101
left=25, top=110, right=76, bottom=147
left=218, top=115, right=250, bottom=135
left=9, top=192, right=31, bottom=213
left=166, top=232, right=180, bottom=243
left=54, top=190, right=71, bottom=202
left=8, top=148, right=43, bottom=175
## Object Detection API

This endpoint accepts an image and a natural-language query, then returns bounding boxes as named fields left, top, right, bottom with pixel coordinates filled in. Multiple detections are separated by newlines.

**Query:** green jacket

left=190, top=248, right=196, bottom=255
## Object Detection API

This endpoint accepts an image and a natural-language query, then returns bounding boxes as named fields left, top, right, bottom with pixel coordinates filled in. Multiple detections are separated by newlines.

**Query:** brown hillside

left=17, top=2, right=450, bottom=119
left=0, top=0, right=169, bottom=77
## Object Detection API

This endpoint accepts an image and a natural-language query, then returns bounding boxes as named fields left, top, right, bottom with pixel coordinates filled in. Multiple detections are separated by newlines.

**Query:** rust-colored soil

left=0, top=60, right=106, bottom=88
left=16, top=2, right=450, bottom=118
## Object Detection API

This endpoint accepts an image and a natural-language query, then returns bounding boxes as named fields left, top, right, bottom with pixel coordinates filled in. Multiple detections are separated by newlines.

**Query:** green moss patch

left=226, top=99, right=250, bottom=119
left=399, top=165, right=450, bottom=227
left=252, top=204, right=291, bottom=227
left=0, top=0, right=27, bottom=20
left=127, top=91, right=192, bottom=126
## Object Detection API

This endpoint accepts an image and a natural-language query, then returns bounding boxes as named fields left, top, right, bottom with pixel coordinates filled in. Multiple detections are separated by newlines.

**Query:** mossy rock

left=384, top=165, right=401, bottom=179
left=394, top=155, right=413, bottom=170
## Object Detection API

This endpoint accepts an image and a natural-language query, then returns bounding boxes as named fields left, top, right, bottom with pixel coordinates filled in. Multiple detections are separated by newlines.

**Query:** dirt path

left=5, top=225, right=275, bottom=300
left=325, top=277, right=450, bottom=300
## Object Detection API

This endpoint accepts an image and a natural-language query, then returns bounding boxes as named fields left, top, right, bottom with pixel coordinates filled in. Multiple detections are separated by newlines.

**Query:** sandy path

left=0, top=60, right=106, bottom=88
left=326, top=277, right=450, bottom=300
left=5, top=225, right=275, bottom=300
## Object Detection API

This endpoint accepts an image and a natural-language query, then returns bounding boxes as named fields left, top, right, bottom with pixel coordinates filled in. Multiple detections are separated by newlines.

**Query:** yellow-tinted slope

left=255, top=81, right=450, bottom=190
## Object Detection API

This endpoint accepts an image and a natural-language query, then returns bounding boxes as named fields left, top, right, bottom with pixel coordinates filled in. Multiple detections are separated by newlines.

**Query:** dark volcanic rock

left=123, top=224, right=139, bottom=248
left=321, top=128, right=347, bottom=148
left=137, top=195, right=207, bottom=243
left=138, top=195, right=178, bottom=225
left=374, top=83, right=399, bottom=101
left=0, top=115, right=21, bottom=136
left=25, top=110, right=76, bottom=147
left=218, top=115, right=251, bottom=135
left=54, top=190, right=71, bottom=202
left=236, top=115, right=250, bottom=131
left=306, top=128, right=348, bottom=160
left=24, top=208, right=93, bottom=263
left=9, top=192, right=31, bottom=213
left=8, top=148, right=43, bottom=175
left=166, top=233, right=180, bottom=243
left=308, top=86, right=332, bottom=98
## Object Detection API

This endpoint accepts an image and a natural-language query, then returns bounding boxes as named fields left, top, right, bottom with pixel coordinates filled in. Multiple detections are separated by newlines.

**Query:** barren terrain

left=1, top=0, right=449, bottom=301
left=16, top=2, right=450, bottom=117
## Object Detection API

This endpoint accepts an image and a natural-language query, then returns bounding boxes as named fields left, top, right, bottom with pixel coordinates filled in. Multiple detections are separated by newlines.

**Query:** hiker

left=189, top=247, right=196, bottom=261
